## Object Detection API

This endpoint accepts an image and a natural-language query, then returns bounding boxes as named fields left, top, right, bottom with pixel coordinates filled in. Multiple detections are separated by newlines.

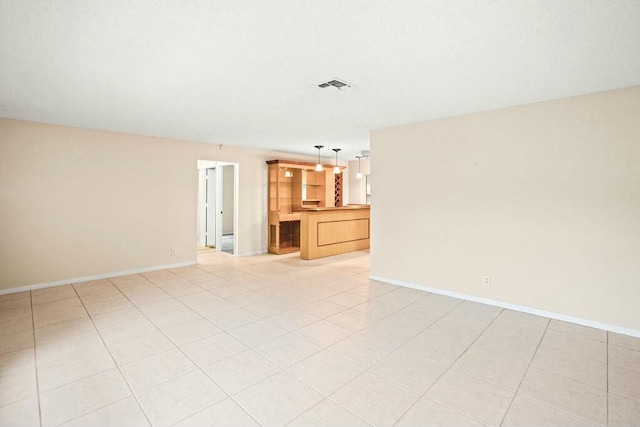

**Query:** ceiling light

left=314, top=145, right=324, bottom=171
left=356, top=155, right=363, bottom=179
left=332, top=148, right=341, bottom=174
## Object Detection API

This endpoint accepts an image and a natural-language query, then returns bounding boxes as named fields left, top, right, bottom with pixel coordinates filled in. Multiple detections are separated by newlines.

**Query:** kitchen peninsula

left=300, top=205, right=370, bottom=260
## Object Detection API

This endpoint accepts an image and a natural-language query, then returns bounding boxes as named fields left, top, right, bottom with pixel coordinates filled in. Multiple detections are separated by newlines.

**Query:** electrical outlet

left=483, top=276, right=491, bottom=285
left=170, top=248, right=176, bottom=256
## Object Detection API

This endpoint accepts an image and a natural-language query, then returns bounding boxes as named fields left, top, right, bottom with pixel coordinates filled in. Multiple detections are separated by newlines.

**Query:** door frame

left=197, top=160, right=239, bottom=255
left=205, top=167, right=217, bottom=247
left=215, top=162, right=239, bottom=255
left=197, top=160, right=216, bottom=248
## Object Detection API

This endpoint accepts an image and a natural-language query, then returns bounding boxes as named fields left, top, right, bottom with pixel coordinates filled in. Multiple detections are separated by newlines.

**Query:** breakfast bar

left=300, top=205, right=370, bottom=260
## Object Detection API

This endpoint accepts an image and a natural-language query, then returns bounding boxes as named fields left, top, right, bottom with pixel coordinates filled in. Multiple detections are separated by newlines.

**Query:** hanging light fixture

left=332, top=148, right=341, bottom=174
left=314, top=145, right=324, bottom=171
left=356, top=155, right=363, bottom=179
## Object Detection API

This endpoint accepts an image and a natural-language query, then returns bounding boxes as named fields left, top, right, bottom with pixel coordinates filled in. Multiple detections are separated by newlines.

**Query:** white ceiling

left=1, top=1, right=639, bottom=160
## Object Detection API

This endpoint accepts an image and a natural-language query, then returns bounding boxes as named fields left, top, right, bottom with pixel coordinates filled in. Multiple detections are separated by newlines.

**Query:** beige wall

left=348, top=158, right=370, bottom=205
left=0, top=119, right=321, bottom=291
left=370, top=86, right=640, bottom=332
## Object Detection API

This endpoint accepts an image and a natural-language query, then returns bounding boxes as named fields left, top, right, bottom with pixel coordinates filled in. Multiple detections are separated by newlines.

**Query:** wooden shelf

left=267, top=160, right=343, bottom=255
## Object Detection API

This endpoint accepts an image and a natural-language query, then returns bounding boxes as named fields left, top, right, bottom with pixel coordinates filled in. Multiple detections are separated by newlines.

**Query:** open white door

left=205, top=168, right=217, bottom=247
left=218, top=164, right=236, bottom=254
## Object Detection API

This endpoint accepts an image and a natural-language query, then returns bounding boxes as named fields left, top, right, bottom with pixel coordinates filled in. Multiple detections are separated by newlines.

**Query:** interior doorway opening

left=197, top=160, right=239, bottom=255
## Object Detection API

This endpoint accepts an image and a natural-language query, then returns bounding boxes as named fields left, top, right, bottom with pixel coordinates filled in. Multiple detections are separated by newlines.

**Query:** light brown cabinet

left=300, top=206, right=371, bottom=260
left=267, top=160, right=344, bottom=254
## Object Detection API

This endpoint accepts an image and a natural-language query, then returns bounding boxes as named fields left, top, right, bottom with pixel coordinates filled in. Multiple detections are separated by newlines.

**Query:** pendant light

left=332, top=148, right=341, bottom=174
left=356, top=155, right=363, bottom=179
left=314, top=145, right=324, bottom=172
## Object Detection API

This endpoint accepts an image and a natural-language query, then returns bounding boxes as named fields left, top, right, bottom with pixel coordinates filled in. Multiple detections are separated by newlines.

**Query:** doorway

left=197, top=160, right=238, bottom=255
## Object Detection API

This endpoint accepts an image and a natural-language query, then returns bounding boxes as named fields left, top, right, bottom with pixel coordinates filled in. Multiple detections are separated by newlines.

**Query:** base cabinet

left=269, top=220, right=301, bottom=254
left=300, top=207, right=370, bottom=260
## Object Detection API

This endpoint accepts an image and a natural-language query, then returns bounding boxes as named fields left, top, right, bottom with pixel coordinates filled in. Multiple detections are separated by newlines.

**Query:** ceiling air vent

left=317, top=79, right=351, bottom=90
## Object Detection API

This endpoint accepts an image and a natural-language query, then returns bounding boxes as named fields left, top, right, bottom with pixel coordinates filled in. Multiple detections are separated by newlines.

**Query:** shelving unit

left=267, top=160, right=344, bottom=254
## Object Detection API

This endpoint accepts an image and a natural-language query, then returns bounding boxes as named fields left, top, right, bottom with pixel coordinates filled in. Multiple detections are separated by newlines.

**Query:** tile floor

left=1, top=250, right=639, bottom=427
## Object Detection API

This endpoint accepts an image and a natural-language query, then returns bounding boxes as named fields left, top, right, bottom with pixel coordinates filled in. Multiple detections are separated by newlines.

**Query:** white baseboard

left=0, top=261, right=197, bottom=296
left=370, top=275, right=640, bottom=339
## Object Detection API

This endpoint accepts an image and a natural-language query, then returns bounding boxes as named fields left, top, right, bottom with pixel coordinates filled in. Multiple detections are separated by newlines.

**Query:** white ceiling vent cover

left=318, top=79, right=352, bottom=90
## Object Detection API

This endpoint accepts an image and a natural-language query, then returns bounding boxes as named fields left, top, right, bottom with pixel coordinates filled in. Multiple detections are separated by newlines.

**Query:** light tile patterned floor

left=1, top=250, right=639, bottom=426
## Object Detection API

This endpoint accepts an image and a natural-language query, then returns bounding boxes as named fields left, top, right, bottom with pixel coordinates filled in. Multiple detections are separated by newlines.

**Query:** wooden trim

left=266, top=159, right=346, bottom=170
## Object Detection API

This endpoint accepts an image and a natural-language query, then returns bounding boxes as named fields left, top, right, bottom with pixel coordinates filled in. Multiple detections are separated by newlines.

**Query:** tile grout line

left=295, top=290, right=457, bottom=371
left=138, top=267, right=333, bottom=364
left=498, top=317, right=551, bottom=427
left=326, top=369, right=424, bottom=427
left=11, top=252, right=370, bottom=426
left=104, top=276, right=266, bottom=427
left=275, top=300, right=497, bottom=427
left=213, top=272, right=404, bottom=362
left=221, top=259, right=386, bottom=425
left=275, top=345, right=374, bottom=426
left=29, top=291, right=44, bottom=427
left=30, top=252, right=626, bottom=427
left=466, top=356, right=608, bottom=403
left=504, top=325, right=610, bottom=426
left=166, top=262, right=380, bottom=426
left=191, top=266, right=377, bottom=427
left=390, top=306, right=507, bottom=427
left=316, top=298, right=460, bottom=425
left=285, top=394, right=375, bottom=427
left=476, top=340, right=608, bottom=393
left=71, top=281, right=155, bottom=427
left=52, top=396, right=136, bottom=427
left=273, top=336, right=375, bottom=426
left=319, top=300, right=458, bottom=374
left=136, top=265, right=303, bottom=345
